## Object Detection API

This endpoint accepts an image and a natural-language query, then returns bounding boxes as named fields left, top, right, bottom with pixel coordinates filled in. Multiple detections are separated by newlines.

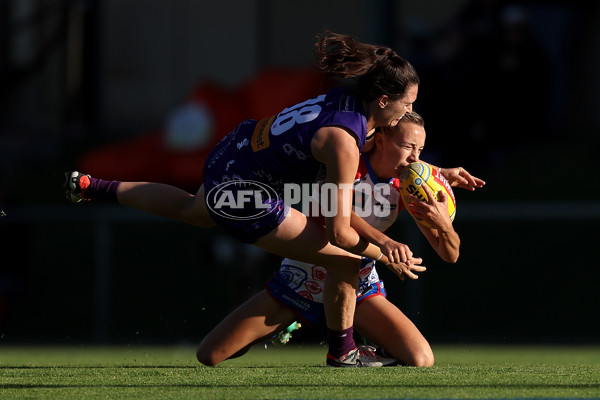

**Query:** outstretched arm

left=349, top=210, right=419, bottom=266
left=424, top=162, right=485, bottom=191
left=350, top=210, right=425, bottom=280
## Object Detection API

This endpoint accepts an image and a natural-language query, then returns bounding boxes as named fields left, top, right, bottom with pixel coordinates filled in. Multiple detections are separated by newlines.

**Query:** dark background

left=0, top=0, right=599, bottom=346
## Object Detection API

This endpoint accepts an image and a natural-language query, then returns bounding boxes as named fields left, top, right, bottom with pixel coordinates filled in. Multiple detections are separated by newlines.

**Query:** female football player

left=195, top=112, right=485, bottom=367
left=65, top=31, right=426, bottom=367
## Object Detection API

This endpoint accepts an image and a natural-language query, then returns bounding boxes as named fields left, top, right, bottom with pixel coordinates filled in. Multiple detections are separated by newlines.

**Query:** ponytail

left=314, top=30, right=419, bottom=102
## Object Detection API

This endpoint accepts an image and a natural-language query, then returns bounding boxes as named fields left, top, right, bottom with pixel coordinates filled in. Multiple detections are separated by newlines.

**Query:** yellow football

left=399, top=162, right=456, bottom=228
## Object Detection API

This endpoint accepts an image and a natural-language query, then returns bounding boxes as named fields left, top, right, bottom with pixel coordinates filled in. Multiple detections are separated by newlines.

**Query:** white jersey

left=278, top=153, right=403, bottom=303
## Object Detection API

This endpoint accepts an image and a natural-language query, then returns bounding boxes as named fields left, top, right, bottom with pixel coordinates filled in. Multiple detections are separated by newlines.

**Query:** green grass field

left=1, top=344, right=599, bottom=399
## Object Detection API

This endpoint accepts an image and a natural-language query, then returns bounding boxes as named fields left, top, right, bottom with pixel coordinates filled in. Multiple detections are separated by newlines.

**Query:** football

left=399, top=162, right=456, bottom=228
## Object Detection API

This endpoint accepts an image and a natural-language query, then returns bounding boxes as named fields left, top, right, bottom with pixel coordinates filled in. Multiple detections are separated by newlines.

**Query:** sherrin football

left=399, top=162, right=456, bottom=228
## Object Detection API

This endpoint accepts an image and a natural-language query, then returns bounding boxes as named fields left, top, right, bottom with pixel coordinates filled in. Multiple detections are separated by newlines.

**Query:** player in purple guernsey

left=195, top=112, right=485, bottom=367
left=205, top=86, right=368, bottom=192
left=202, top=86, right=370, bottom=243
left=204, top=87, right=367, bottom=190
left=64, top=31, right=426, bottom=367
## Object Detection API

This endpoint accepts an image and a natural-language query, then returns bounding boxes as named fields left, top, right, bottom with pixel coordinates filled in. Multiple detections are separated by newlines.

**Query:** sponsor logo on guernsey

left=251, top=115, right=274, bottom=152
left=433, top=168, right=456, bottom=205
left=281, top=292, right=311, bottom=310
left=339, top=94, right=355, bottom=112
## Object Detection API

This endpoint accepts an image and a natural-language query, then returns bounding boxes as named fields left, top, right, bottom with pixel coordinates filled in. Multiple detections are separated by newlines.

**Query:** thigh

left=255, top=210, right=362, bottom=330
left=186, top=184, right=215, bottom=227
left=255, top=207, right=361, bottom=270
left=196, top=290, right=295, bottom=366
left=353, top=295, right=434, bottom=366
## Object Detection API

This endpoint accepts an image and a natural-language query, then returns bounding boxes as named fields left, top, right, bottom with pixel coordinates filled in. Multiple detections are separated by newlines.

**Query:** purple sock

left=327, top=327, right=356, bottom=358
left=86, top=177, right=121, bottom=202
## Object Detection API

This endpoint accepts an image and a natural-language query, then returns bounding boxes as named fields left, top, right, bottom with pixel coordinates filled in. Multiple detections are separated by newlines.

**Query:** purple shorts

left=203, top=121, right=290, bottom=244
left=266, top=272, right=386, bottom=326
left=204, top=183, right=290, bottom=244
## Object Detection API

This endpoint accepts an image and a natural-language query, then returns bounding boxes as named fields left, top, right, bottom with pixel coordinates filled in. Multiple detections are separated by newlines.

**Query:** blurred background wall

left=0, top=0, right=599, bottom=345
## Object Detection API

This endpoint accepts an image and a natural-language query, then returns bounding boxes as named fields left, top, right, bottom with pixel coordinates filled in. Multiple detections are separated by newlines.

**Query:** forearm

left=438, top=228, right=460, bottom=263
left=358, top=239, right=393, bottom=264
left=423, top=224, right=460, bottom=263
left=350, top=212, right=404, bottom=264
left=328, top=220, right=394, bottom=265
left=350, top=211, right=388, bottom=248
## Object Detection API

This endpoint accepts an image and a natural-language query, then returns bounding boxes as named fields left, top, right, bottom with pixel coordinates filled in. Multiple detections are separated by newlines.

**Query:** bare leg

left=322, top=263, right=358, bottom=331
left=113, top=182, right=360, bottom=352
left=115, top=181, right=358, bottom=333
left=196, top=290, right=295, bottom=366
left=116, top=183, right=215, bottom=227
left=255, top=208, right=360, bottom=331
left=353, top=295, right=434, bottom=367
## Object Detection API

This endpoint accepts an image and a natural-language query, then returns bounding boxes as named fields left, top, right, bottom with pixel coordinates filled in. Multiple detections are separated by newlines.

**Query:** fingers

left=403, top=269, right=420, bottom=280
left=443, top=167, right=486, bottom=191
left=402, top=246, right=413, bottom=264
left=473, top=176, right=486, bottom=188
left=404, top=261, right=426, bottom=279
left=420, top=183, right=447, bottom=205
left=385, top=259, right=426, bottom=281
left=385, top=262, right=406, bottom=281
left=458, top=168, right=476, bottom=188
left=459, top=169, right=486, bottom=190
left=388, top=247, right=412, bottom=265
left=387, top=248, right=400, bottom=265
left=407, top=185, right=446, bottom=224
left=382, top=242, right=413, bottom=265
left=452, top=172, right=476, bottom=191
left=437, top=189, right=447, bottom=202
left=420, top=183, right=434, bottom=202
left=407, top=198, right=425, bottom=220
left=410, top=256, right=423, bottom=264
left=454, top=169, right=472, bottom=188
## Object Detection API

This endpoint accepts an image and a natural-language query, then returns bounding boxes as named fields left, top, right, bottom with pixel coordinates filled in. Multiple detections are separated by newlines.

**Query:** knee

left=406, top=350, right=434, bottom=368
left=196, top=346, right=219, bottom=367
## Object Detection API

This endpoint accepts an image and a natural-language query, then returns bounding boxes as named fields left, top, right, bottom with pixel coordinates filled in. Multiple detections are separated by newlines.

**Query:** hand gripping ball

left=399, top=162, right=456, bottom=227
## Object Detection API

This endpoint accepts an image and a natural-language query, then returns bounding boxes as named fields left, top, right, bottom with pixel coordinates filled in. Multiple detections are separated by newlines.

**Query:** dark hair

left=314, top=31, right=420, bottom=102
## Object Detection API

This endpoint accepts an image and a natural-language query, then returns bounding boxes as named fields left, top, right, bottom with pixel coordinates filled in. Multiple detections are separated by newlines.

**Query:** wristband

left=376, top=253, right=384, bottom=261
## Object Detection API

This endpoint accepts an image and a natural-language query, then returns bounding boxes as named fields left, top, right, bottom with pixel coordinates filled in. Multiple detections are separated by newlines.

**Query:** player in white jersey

left=196, top=112, right=485, bottom=367
left=272, top=153, right=402, bottom=309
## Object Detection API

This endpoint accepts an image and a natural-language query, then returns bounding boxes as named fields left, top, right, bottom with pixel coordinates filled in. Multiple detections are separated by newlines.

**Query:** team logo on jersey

left=279, top=264, right=308, bottom=290
left=251, top=115, right=274, bottom=152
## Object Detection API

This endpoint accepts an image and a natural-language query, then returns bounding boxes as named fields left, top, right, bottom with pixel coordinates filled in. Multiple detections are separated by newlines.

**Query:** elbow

left=442, top=237, right=460, bottom=263
left=445, top=252, right=460, bottom=264
left=328, top=227, right=356, bottom=250
left=439, top=246, right=460, bottom=263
